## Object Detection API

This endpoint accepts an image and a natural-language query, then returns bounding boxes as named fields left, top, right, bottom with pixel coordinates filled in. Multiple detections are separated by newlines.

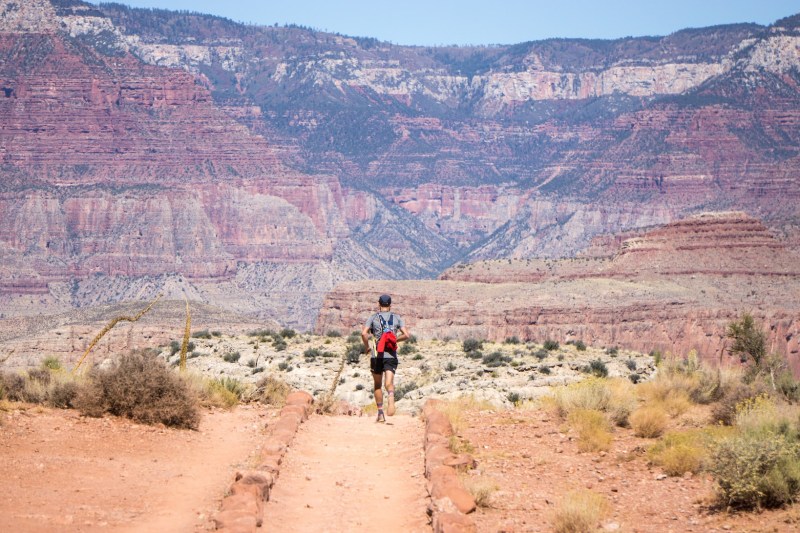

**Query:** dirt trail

left=264, top=414, right=430, bottom=533
left=0, top=405, right=268, bottom=533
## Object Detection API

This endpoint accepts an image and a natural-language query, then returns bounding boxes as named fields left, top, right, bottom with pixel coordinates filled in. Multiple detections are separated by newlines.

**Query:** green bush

left=74, top=351, right=199, bottom=429
left=408, top=335, right=418, bottom=344
left=223, top=351, right=241, bottom=363
left=445, top=361, right=457, bottom=372
left=727, top=313, right=766, bottom=367
left=399, top=343, right=417, bottom=355
left=326, top=330, right=342, bottom=337
left=169, top=340, right=181, bottom=356
left=574, top=340, right=587, bottom=351
left=41, top=356, right=63, bottom=371
left=482, top=351, right=512, bottom=367
left=534, top=349, right=548, bottom=361
left=304, top=347, right=322, bottom=359
left=346, top=343, right=362, bottom=363
left=543, top=340, right=559, bottom=351
left=462, top=338, right=484, bottom=353
left=394, top=381, right=418, bottom=401
left=507, top=392, right=521, bottom=404
left=248, top=329, right=274, bottom=337
left=346, top=331, right=361, bottom=343
left=539, top=365, right=552, bottom=375
left=192, top=329, right=212, bottom=339
left=586, top=359, right=609, bottom=378
left=606, top=346, right=619, bottom=357
left=273, top=336, right=287, bottom=351
left=278, top=361, right=289, bottom=371
left=709, top=433, right=800, bottom=508
left=504, top=336, right=520, bottom=344
left=279, top=328, right=296, bottom=339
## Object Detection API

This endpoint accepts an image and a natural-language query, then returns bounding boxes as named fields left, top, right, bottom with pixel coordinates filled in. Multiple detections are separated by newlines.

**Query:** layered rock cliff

left=317, top=213, right=800, bottom=373
left=1, top=1, right=799, bottom=331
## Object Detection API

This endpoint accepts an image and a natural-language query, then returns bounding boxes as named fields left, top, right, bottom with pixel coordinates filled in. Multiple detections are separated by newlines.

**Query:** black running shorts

left=370, top=353, right=398, bottom=374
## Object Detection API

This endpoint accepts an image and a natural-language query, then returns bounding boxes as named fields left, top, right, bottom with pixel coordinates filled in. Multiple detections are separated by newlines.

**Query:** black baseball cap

left=378, top=294, right=392, bottom=306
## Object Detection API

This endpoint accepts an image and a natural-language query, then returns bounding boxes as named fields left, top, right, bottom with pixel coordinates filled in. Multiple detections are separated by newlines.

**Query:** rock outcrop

left=317, top=213, right=800, bottom=374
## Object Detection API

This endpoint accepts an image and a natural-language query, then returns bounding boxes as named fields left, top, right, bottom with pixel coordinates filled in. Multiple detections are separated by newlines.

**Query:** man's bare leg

left=384, top=370, right=396, bottom=416
left=373, top=372, right=385, bottom=422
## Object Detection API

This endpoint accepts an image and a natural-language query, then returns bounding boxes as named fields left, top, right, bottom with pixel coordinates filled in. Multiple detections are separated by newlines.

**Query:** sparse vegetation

left=399, top=343, right=417, bottom=355
left=222, top=351, right=241, bottom=363
left=462, top=338, right=484, bottom=354
left=504, top=336, right=520, bottom=344
left=482, top=351, right=512, bottom=367
left=630, top=406, right=668, bottom=438
left=75, top=351, right=199, bottom=429
left=279, top=328, right=296, bottom=339
left=543, top=339, right=559, bottom=351
left=192, top=329, right=212, bottom=339
left=568, top=409, right=613, bottom=452
left=552, top=489, right=608, bottom=533
left=249, top=375, right=290, bottom=406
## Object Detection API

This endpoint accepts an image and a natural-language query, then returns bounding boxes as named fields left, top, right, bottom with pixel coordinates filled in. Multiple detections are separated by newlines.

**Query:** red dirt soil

left=0, top=405, right=270, bottom=532
left=460, top=407, right=800, bottom=533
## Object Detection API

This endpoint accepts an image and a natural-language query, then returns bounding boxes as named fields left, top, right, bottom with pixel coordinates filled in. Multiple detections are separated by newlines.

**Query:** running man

left=361, top=294, right=410, bottom=422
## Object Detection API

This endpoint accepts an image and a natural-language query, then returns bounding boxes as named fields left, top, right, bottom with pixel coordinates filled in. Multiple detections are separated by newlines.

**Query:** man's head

left=378, top=294, right=392, bottom=308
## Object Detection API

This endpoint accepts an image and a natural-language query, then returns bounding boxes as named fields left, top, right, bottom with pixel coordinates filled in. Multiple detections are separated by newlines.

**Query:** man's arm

left=396, top=326, right=410, bottom=343
left=361, top=325, right=371, bottom=354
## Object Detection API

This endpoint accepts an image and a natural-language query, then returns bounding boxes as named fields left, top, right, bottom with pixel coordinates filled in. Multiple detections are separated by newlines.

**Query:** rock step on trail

left=263, top=414, right=430, bottom=532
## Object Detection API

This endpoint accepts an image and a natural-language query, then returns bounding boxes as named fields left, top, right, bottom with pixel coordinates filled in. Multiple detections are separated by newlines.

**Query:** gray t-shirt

left=365, top=311, right=404, bottom=357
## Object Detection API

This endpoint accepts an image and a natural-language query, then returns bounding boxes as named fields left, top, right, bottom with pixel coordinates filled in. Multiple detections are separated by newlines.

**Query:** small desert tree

left=726, top=313, right=766, bottom=368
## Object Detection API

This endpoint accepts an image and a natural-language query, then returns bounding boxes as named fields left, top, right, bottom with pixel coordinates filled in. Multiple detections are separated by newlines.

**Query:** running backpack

left=376, top=313, right=398, bottom=353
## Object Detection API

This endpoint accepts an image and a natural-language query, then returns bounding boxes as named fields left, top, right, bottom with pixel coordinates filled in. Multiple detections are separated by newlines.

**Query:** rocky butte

left=0, top=1, right=799, bottom=353
left=317, top=212, right=800, bottom=375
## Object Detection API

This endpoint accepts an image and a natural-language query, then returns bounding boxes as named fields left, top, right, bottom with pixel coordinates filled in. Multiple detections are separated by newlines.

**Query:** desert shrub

left=630, top=406, right=668, bottom=438
left=48, top=377, right=80, bottom=409
left=251, top=366, right=265, bottom=374
left=734, top=395, right=800, bottom=440
left=326, top=330, right=341, bottom=337
left=539, top=365, right=552, bottom=375
left=413, top=353, right=423, bottom=360
left=549, top=378, right=612, bottom=418
left=462, top=338, right=484, bottom=354
left=568, top=409, right=613, bottom=452
left=507, top=392, right=521, bottom=405
left=625, top=358, right=637, bottom=371
left=399, top=343, right=416, bottom=355
left=247, top=358, right=258, bottom=368
left=75, top=351, right=199, bottom=429
left=346, top=331, right=361, bottom=343
left=650, top=349, right=663, bottom=365
left=27, top=368, right=51, bottom=386
left=462, top=478, right=497, bottom=508
left=727, top=313, right=766, bottom=367
left=448, top=434, right=475, bottom=454
left=0, top=372, right=26, bottom=401
left=709, top=432, right=800, bottom=508
left=482, top=351, right=512, bottom=367
left=192, top=329, right=212, bottom=339
left=629, top=373, right=641, bottom=384
left=407, top=334, right=418, bottom=344
left=711, top=380, right=769, bottom=426
left=606, top=346, right=619, bottom=357
left=606, top=379, right=637, bottom=427
left=277, top=361, right=289, bottom=371
left=346, top=342, right=362, bottom=363
left=272, top=336, right=287, bottom=351
left=445, top=361, right=457, bottom=372
left=394, top=381, right=418, bottom=401
left=169, top=340, right=181, bottom=356
left=534, top=349, right=548, bottom=361
left=41, top=356, right=63, bottom=371
left=304, top=347, right=322, bottom=359
left=211, top=331, right=222, bottom=337
left=250, top=375, right=290, bottom=406
left=223, top=351, right=241, bottom=363
left=355, top=384, right=364, bottom=391
left=552, top=489, right=608, bottom=533
left=648, top=429, right=725, bottom=476
left=574, top=340, right=587, bottom=351
left=504, top=336, right=520, bottom=344
left=543, top=339, right=559, bottom=351
left=586, top=359, right=608, bottom=378
left=279, top=328, right=296, bottom=339
left=202, top=377, right=243, bottom=409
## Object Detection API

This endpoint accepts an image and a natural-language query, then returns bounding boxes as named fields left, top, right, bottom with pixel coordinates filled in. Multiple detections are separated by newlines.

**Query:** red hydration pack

left=376, top=313, right=397, bottom=353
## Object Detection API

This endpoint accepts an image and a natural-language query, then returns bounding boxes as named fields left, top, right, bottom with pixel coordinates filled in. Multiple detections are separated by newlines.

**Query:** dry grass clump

left=648, top=427, right=731, bottom=476
left=194, top=376, right=245, bottom=409
left=546, top=378, right=635, bottom=428
left=448, top=434, right=475, bottom=454
left=552, top=489, right=608, bottom=533
left=461, top=476, right=498, bottom=508
left=440, top=395, right=494, bottom=433
left=75, top=350, right=200, bottom=429
left=630, top=405, right=668, bottom=438
left=567, top=409, right=613, bottom=452
left=0, top=364, right=81, bottom=408
left=249, top=374, right=291, bottom=407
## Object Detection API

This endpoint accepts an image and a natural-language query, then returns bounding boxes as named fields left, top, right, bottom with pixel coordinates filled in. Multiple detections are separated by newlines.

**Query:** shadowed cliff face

left=1, top=1, right=800, bottom=326
left=317, top=213, right=800, bottom=374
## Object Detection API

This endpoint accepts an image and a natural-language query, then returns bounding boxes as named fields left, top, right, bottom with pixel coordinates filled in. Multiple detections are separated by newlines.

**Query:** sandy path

left=0, top=405, right=269, bottom=533
left=264, top=414, right=430, bottom=533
